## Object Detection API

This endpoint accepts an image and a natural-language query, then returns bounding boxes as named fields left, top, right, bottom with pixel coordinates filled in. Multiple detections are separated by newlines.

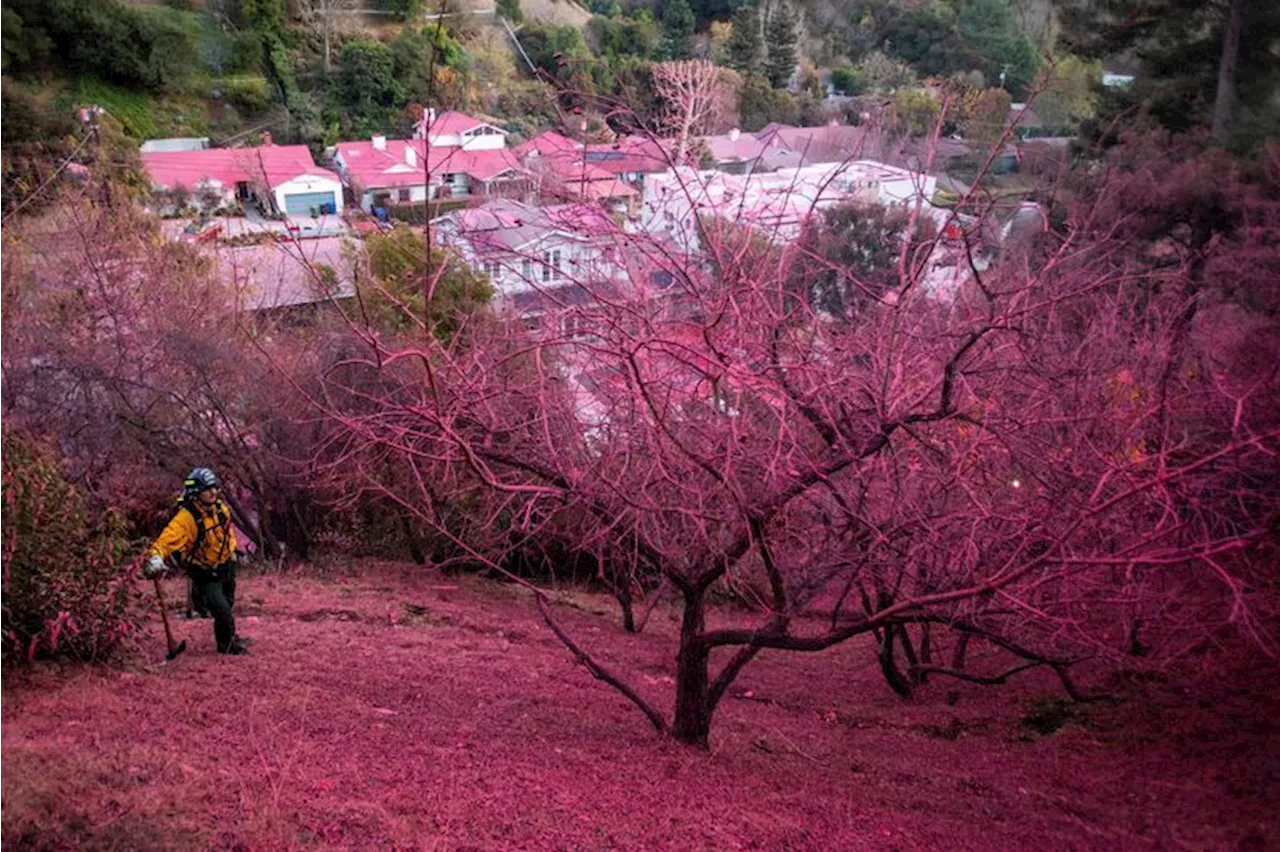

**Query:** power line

left=2, top=131, right=95, bottom=222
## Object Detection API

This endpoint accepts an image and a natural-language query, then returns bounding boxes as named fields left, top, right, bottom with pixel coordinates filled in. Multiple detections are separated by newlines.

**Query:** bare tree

left=298, top=134, right=1280, bottom=746
left=651, top=60, right=729, bottom=164
left=298, top=0, right=358, bottom=74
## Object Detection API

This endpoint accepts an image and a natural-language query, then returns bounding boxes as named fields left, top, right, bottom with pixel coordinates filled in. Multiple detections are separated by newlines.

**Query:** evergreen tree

left=725, top=5, right=762, bottom=75
left=1061, top=0, right=1280, bottom=147
left=661, top=0, right=695, bottom=60
left=764, top=3, right=797, bottom=89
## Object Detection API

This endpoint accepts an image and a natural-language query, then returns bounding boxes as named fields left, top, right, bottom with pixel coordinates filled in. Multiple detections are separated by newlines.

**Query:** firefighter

left=143, top=467, right=249, bottom=655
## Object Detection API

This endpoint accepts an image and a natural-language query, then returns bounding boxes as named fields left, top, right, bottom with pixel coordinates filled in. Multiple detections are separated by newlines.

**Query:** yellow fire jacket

left=148, top=499, right=237, bottom=570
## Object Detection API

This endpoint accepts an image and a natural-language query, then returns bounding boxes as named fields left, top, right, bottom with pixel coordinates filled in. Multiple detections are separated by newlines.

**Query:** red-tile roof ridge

left=141, top=144, right=332, bottom=190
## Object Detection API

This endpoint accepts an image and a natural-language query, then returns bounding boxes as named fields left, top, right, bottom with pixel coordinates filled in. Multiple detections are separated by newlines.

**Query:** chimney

left=372, top=134, right=386, bottom=151
left=416, top=107, right=438, bottom=140
left=262, top=131, right=273, bottom=146
left=405, top=145, right=417, bottom=167
left=728, top=128, right=740, bottom=142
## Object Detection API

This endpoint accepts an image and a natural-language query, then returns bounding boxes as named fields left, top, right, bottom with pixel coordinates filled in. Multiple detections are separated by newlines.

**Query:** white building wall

left=273, top=173, right=345, bottom=214
left=462, top=132, right=507, bottom=151
left=361, top=184, right=430, bottom=211
left=443, top=234, right=616, bottom=300
left=155, top=178, right=235, bottom=213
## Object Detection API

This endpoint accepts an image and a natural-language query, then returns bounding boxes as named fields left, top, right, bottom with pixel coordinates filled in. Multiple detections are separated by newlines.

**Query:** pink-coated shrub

left=1, top=429, right=144, bottom=664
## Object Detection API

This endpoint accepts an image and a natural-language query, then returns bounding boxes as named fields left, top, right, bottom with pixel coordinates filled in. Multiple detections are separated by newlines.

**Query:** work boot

left=220, top=640, right=250, bottom=656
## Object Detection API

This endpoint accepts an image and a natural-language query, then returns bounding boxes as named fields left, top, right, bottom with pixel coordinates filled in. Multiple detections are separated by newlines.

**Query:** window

left=541, top=249, right=563, bottom=282
left=397, top=188, right=411, bottom=202
left=521, top=258, right=534, bottom=280
left=482, top=259, right=502, bottom=281
left=562, top=312, right=586, bottom=337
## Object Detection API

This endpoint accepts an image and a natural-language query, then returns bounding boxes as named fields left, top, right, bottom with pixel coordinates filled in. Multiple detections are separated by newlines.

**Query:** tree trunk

left=951, top=633, right=970, bottom=670
left=880, top=624, right=914, bottom=699
left=398, top=508, right=427, bottom=565
left=676, top=114, right=694, bottom=166
left=1211, top=0, right=1243, bottom=144
left=323, top=26, right=332, bottom=74
left=671, top=586, right=711, bottom=747
left=615, top=576, right=637, bottom=633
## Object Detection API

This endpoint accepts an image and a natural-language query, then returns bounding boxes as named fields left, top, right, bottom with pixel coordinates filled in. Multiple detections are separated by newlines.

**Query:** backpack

left=171, top=496, right=232, bottom=571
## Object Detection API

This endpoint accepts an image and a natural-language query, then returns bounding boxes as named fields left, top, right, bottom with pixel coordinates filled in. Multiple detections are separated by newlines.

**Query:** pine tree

left=661, top=0, right=696, bottom=60
left=764, top=2, right=797, bottom=89
left=725, top=5, right=762, bottom=75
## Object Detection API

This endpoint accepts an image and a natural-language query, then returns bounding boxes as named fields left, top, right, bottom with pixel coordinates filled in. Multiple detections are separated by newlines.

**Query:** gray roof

left=139, top=137, right=211, bottom=154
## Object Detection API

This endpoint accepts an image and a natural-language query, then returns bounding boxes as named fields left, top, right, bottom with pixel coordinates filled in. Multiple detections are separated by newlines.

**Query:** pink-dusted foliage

left=301, top=131, right=1280, bottom=746
left=1, top=195, right=326, bottom=561
left=1, top=428, right=142, bottom=663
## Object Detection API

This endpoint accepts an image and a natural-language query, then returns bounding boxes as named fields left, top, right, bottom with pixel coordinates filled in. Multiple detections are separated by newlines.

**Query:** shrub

left=830, top=64, right=866, bottom=96
left=384, top=198, right=470, bottom=224
left=1, top=429, right=143, bottom=663
left=216, top=75, right=273, bottom=113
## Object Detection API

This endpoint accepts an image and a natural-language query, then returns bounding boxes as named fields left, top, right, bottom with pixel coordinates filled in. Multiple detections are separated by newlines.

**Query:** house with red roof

left=140, top=137, right=344, bottom=217
left=514, top=136, right=637, bottom=214
left=579, top=136, right=673, bottom=190
left=412, top=108, right=509, bottom=150
left=512, top=130, right=581, bottom=160
left=513, top=130, right=673, bottom=214
left=331, top=110, right=532, bottom=212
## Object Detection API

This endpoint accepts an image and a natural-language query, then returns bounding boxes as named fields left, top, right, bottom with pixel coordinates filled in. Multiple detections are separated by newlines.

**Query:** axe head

left=166, top=639, right=187, bottom=662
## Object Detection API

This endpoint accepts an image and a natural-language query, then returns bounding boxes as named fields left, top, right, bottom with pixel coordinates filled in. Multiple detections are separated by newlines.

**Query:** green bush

left=4, top=0, right=196, bottom=93
left=384, top=198, right=470, bottom=224
left=496, top=0, right=523, bottom=24
left=830, top=65, right=866, bottom=96
left=2, top=430, right=143, bottom=663
left=216, top=75, right=273, bottom=113
left=73, top=77, right=152, bottom=136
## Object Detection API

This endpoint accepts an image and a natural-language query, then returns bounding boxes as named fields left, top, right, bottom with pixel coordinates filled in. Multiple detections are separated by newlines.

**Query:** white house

left=413, top=108, right=508, bottom=150
left=642, top=161, right=939, bottom=253
left=432, top=198, right=637, bottom=318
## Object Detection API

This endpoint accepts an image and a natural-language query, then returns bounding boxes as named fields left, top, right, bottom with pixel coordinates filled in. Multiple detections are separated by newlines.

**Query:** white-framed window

left=521, top=258, right=535, bottom=280
left=562, top=312, right=586, bottom=337
left=541, top=249, right=562, bottom=282
left=482, top=259, right=502, bottom=281
left=398, top=188, right=411, bottom=202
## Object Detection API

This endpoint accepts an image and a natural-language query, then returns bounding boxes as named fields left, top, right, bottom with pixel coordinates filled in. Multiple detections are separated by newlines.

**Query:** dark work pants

left=188, top=576, right=210, bottom=616
left=190, top=563, right=237, bottom=652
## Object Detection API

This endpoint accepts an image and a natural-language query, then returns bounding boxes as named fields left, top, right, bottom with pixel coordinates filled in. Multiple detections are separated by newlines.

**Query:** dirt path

left=3, top=565, right=1275, bottom=849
